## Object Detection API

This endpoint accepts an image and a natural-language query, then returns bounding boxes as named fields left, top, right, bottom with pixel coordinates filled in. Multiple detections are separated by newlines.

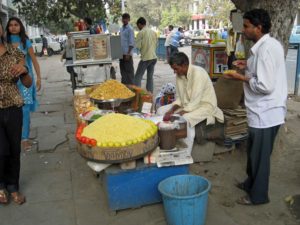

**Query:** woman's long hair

left=6, top=17, right=29, bottom=49
left=0, top=18, right=4, bottom=44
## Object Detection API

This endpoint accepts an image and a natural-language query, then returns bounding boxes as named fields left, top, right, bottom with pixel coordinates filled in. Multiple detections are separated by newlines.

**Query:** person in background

left=157, top=52, right=224, bottom=153
left=223, top=9, right=288, bottom=205
left=40, top=34, right=48, bottom=56
left=226, top=9, right=238, bottom=69
left=0, top=18, right=32, bottom=205
left=164, top=25, right=174, bottom=63
left=169, top=27, right=184, bottom=57
left=84, top=17, right=96, bottom=34
left=119, top=13, right=135, bottom=85
left=134, top=17, right=157, bottom=93
left=61, top=31, right=78, bottom=79
left=6, top=17, right=41, bottom=151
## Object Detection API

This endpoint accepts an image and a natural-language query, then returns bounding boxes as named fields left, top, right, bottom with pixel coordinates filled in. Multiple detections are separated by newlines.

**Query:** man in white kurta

left=157, top=52, right=224, bottom=153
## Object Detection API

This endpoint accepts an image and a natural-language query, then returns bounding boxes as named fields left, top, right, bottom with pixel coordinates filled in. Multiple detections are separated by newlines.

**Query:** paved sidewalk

left=1, top=49, right=299, bottom=225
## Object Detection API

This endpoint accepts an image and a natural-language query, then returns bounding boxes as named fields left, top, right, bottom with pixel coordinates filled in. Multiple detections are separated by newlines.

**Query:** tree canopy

left=13, top=0, right=122, bottom=26
left=126, top=0, right=193, bottom=29
left=231, top=0, right=298, bottom=53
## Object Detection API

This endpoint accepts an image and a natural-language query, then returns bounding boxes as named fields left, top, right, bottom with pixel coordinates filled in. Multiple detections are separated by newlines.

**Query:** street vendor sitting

left=157, top=52, right=224, bottom=153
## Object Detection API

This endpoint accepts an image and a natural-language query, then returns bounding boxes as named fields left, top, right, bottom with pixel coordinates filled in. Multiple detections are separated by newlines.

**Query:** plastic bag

left=235, top=35, right=245, bottom=59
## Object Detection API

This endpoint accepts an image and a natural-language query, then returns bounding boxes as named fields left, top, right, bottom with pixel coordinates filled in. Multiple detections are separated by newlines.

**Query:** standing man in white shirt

left=164, top=25, right=174, bottom=63
left=120, top=13, right=135, bottom=85
left=224, top=9, right=288, bottom=205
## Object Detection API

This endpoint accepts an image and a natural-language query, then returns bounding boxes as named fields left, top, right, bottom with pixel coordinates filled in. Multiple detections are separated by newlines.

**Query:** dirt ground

left=189, top=98, right=300, bottom=225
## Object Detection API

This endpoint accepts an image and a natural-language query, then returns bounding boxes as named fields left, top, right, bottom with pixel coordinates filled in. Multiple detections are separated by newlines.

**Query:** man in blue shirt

left=170, top=27, right=184, bottom=57
left=120, top=13, right=135, bottom=84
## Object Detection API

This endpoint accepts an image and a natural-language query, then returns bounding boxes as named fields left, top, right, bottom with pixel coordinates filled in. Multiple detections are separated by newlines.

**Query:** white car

left=30, top=36, right=61, bottom=56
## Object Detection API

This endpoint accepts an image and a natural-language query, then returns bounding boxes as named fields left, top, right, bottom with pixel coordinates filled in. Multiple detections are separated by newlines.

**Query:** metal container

left=171, top=115, right=187, bottom=139
left=158, top=123, right=177, bottom=150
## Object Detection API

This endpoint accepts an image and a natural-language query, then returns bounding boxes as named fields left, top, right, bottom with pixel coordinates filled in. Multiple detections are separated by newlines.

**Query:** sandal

left=0, top=189, right=9, bottom=204
left=10, top=192, right=26, bottom=205
left=236, top=195, right=253, bottom=205
left=21, top=140, right=32, bottom=152
left=235, top=182, right=247, bottom=191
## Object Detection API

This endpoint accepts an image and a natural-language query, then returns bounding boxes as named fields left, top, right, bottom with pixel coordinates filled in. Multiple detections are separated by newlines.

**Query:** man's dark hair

left=137, top=17, right=146, bottom=26
left=243, top=9, right=271, bottom=34
left=168, top=25, right=174, bottom=30
left=178, top=27, right=183, bottom=32
left=84, top=17, right=93, bottom=26
left=122, top=13, right=130, bottom=19
left=169, top=52, right=189, bottom=66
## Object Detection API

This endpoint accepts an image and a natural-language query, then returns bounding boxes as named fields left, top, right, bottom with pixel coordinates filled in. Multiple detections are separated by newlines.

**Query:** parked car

left=289, top=26, right=300, bottom=48
left=30, top=36, right=62, bottom=56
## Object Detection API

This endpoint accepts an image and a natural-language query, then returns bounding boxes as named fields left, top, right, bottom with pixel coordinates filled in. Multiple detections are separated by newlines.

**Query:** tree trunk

left=231, top=0, right=298, bottom=55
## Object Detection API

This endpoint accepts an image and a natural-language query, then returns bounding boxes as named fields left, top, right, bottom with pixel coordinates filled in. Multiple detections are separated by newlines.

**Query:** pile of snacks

left=89, top=80, right=135, bottom=100
left=78, top=113, right=157, bottom=147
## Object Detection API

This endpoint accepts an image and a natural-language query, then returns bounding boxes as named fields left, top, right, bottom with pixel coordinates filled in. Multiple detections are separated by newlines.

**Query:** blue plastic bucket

left=158, top=175, right=211, bottom=225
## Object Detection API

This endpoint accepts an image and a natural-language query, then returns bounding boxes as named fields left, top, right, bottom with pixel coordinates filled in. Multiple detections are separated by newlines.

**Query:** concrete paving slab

left=20, top=170, right=72, bottom=203
left=38, top=129, right=67, bottom=152
left=71, top=168, right=102, bottom=200
left=40, top=96, right=72, bottom=104
left=29, top=127, right=37, bottom=139
left=31, top=116, right=65, bottom=128
left=65, top=111, right=76, bottom=124
left=0, top=200, right=76, bottom=225
left=192, top=142, right=216, bottom=162
left=67, top=134, right=77, bottom=150
left=36, top=104, right=64, bottom=113
left=75, top=199, right=110, bottom=225
left=69, top=152, right=89, bottom=171
left=20, top=152, right=70, bottom=174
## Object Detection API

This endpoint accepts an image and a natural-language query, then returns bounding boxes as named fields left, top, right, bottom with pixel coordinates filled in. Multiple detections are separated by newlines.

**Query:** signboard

left=192, top=47, right=210, bottom=73
left=213, top=49, right=228, bottom=74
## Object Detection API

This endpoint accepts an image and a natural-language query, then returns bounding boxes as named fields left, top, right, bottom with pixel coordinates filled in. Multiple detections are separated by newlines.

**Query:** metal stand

left=66, top=61, right=115, bottom=93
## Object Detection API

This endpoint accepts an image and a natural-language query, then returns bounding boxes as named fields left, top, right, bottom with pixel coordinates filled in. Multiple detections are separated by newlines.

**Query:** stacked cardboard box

left=223, top=108, right=248, bottom=138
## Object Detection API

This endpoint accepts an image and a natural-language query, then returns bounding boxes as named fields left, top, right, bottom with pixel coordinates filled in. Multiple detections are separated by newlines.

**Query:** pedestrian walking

left=223, top=9, right=288, bottom=205
left=164, top=25, right=174, bottom=63
left=169, top=27, right=184, bottom=57
left=119, top=13, right=135, bottom=85
left=134, top=17, right=157, bottom=93
left=0, top=18, right=32, bottom=205
left=6, top=17, right=41, bottom=151
left=39, top=35, right=48, bottom=56
left=61, top=31, right=78, bottom=79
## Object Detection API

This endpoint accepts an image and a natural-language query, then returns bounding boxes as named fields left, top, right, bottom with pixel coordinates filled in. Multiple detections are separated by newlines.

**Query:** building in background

left=188, top=0, right=208, bottom=31
left=0, top=0, right=17, bottom=25
left=1, top=0, right=42, bottom=37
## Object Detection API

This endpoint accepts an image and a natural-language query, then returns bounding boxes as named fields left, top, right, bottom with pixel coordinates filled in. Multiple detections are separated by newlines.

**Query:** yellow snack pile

left=89, top=80, right=135, bottom=100
left=223, top=70, right=237, bottom=74
left=82, top=113, right=158, bottom=148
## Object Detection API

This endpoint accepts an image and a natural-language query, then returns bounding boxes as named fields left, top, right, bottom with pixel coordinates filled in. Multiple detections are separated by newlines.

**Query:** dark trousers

left=243, top=125, right=280, bottom=204
left=0, top=106, right=23, bottom=193
left=227, top=52, right=236, bottom=69
left=119, top=56, right=134, bottom=85
left=134, top=59, right=157, bottom=93
left=166, top=46, right=171, bottom=63
left=170, top=45, right=178, bottom=57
